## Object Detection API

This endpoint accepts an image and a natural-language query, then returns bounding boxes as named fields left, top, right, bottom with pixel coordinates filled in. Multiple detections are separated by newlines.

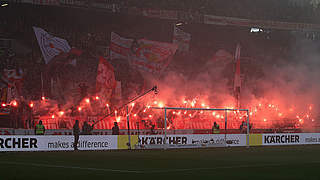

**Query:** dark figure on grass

left=73, top=120, right=80, bottom=150
left=112, top=122, right=119, bottom=135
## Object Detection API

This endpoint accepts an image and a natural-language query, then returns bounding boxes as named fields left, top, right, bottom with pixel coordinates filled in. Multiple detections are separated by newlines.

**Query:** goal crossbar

left=150, top=107, right=250, bottom=149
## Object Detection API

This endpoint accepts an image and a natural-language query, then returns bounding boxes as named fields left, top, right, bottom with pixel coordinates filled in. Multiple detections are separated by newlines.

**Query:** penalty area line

left=0, top=161, right=143, bottom=173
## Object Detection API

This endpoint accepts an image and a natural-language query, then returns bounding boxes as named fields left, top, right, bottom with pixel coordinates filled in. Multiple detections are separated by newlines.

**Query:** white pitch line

left=0, top=161, right=143, bottom=173
left=148, top=161, right=320, bottom=173
left=1, top=161, right=320, bottom=174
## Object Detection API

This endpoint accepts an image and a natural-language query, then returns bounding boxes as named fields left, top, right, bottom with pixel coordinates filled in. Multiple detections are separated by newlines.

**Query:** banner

left=91, top=2, right=120, bottom=12
left=250, top=133, right=320, bottom=146
left=178, top=11, right=203, bottom=24
left=110, top=32, right=178, bottom=73
left=33, top=27, right=71, bottom=64
left=204, top=14, right=320, bottom=31
left=32, top=0, right=59, bottom=5
left=173, top=26, right=191, bottom=52
left=133, top=134, right=246, bottom=149
left=0, top=135, right=117, bottom=151
left=142, top=9, right=178, bottom=20
left=96, top=57, right=116, bottom=101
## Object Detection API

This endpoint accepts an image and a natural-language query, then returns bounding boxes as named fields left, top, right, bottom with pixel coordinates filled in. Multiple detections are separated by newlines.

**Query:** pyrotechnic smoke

left=141, top=38, right=320, bottom=130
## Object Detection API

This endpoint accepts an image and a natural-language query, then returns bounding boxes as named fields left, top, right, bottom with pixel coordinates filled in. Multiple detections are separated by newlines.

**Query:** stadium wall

left=1, top=133, right=320, bottom=151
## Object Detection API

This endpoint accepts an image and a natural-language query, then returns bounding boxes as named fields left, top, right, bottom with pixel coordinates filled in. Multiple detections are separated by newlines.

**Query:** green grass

left=1, top=145, right=320, bottom=180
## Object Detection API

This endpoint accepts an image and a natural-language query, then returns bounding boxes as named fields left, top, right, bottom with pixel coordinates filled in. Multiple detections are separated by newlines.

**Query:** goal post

left=134, top=107, right=250, bottom=149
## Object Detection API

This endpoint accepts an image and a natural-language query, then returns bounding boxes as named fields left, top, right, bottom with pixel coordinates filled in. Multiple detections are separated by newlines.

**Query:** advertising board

left=0, top=135, right=117, bottom=151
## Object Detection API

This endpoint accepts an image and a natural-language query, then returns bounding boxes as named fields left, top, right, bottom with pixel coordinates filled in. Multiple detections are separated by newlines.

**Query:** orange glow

left=85, top=98, right=90, bottom=103
left=278, top=113, right=282, bottom=117
left=116, top=117, right=121, bottom=122
left=153, top=101, right=158, bottom=105
left=41, top=96, right=45, bottom=100
left=106, top=104, right=109, bottom=107
left=158, top=102, right=164, bottom=108
left=134, top=114, right=137, bottom=117
left=263, top=118, right=267, bottom=122
left=59, top=111, right=64, bottom=116
left=149, top=115, right=152, bottom=118
left=258, top=103, right=262, bottom=107
left=12, top=100, right=17, bottom=107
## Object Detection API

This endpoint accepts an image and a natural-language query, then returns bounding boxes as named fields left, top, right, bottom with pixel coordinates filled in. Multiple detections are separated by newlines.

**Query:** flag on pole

left=110, top=32, right=178, bottom=73
left=234, top=43, right=241, bottom=108
left=96, top=57, right=117, bottom=101
left=173, top=25, right=191, bottom=52
left=33, top=27, right=71, bottom=64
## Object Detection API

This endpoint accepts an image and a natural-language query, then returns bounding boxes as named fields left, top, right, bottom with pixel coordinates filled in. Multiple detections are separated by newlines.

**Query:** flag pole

left=41, top=71, right=44, bottom=98
left=234, top=43, right=241, bottom=109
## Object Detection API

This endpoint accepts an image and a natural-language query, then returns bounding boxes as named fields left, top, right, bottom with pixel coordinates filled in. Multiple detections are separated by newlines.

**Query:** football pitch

left=1, top=145, right=320, bottom=180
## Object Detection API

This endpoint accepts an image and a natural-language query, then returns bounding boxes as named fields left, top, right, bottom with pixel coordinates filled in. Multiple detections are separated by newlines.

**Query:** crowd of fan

left=86, top=0, right=320, bottom=23
left=6, top=0, right=320, bottom=24
left=0, top=2, right=308, bottom=102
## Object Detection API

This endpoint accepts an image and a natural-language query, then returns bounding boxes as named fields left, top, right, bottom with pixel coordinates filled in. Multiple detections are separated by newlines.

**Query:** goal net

left=133, top=107, right=250, bottom=149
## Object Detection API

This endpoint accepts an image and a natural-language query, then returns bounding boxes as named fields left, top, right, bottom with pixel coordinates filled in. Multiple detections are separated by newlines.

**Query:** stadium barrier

left=1, top=133, right=320, bottom=151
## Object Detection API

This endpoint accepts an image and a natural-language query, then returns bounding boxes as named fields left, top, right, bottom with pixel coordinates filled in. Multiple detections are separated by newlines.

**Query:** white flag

left=173, top=25, right=191, bottom=52
left=33, top=27, right=71, bottom=64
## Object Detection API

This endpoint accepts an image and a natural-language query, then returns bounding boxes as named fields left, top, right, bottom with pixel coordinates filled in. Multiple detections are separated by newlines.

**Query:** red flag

left=96, top=57, right=116, bottom=101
